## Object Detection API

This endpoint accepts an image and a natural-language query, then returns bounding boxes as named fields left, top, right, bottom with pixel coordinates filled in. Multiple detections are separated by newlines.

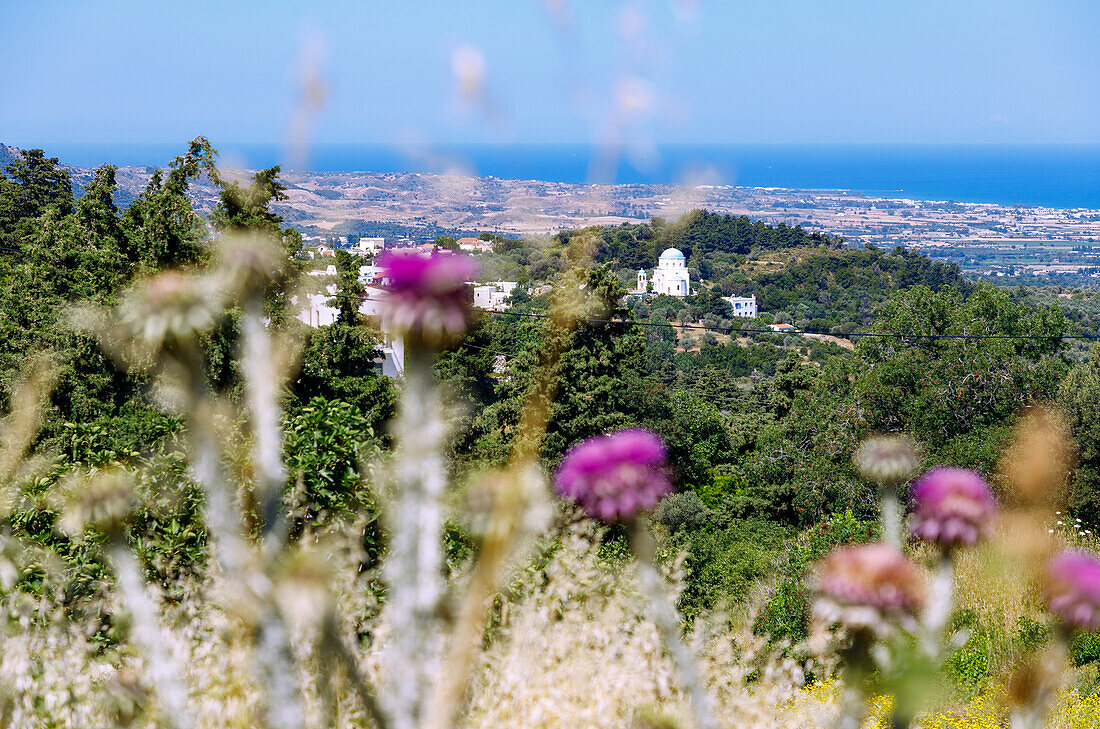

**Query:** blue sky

left=2, top=0, right=1098, bottom=147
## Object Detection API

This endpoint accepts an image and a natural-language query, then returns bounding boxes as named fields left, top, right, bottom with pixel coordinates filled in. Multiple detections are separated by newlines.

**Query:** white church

left=637, top=247, right=692, bottom=297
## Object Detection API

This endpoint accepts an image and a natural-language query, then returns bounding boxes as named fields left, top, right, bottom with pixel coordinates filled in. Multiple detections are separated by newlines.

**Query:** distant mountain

left=0, top=144, right=22, bottom=168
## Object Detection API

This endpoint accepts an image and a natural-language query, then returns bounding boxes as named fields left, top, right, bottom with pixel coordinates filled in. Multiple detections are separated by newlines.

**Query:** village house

left=473, top=281, right=519, bottom=311
left=354, top=236, right=386, bottom=254
left=458, top=236, right=494, bottom=253
left=722, top=295, right=758, bottom=318
left=308, top=264, right=338, bottom=277
left=358, top=265, right=385, bottom=285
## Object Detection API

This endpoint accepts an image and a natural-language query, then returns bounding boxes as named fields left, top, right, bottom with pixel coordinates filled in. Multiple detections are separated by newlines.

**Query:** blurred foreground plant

left=818, top=411, right=1097, bottom=729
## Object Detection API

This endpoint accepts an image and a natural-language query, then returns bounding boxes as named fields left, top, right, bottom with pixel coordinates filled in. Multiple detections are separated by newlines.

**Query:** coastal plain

left=72, top=163, right=1100, bottom=280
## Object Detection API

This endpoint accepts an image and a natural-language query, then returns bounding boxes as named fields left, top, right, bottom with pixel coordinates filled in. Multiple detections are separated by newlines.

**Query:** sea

left=38, top=142, right=1100, bottom=210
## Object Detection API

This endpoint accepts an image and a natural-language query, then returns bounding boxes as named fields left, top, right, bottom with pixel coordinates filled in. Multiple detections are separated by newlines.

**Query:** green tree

left=0, top=149, right=73, bottom=250
left=291, top=322, right=397, bottom=435
left=121, top=137, right=217, bottom=269
left=853, top=284, right=1069, bottom=450
left=1059, top=346, right=1100, bottom=527
left=283, top=397, right=384, bottom=542
left=466, top=265, right=653, bottom=463
left=211, top=165, right=288, bottom=239
left=329, top=250, right=364, bottom=325
left=0, top=163, right=132, bottom=420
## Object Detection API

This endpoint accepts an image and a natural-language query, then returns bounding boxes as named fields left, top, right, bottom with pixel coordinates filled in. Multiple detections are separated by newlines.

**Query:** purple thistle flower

left=554, top=429, right=673, bottom=522
left=908, top=467, right=998, bottom=548
left=813, top=543, right=927, bottom=638
left=1044, top=550, right=1100, bottom=631
left=378, top=252, right=478, bottom=344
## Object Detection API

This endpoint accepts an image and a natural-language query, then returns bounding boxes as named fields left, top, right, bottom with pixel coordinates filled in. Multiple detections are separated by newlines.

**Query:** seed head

left=554, top=429, right=673, bottom=523
left=120, top=271, right=222, bottom=355
left=854, top=434, right=919, bottom=486
left=59, top=469, right=136, bottom=540
left=218, top=234, right=285, bottom=298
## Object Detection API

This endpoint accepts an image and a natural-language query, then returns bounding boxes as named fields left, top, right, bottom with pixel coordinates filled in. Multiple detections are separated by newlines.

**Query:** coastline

left=26, top=141, right=1100, bottom=210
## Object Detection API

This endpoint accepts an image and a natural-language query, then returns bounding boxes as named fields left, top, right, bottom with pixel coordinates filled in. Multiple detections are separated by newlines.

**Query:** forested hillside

left=3, top=142, right=1100, bottom=717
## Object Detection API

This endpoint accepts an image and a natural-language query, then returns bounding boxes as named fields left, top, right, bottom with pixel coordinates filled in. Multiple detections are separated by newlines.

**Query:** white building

left=722, top=295, right=758, bottom=318
left=647, top=248, right=691, bottom=297
left=358, top=265, right=385, bottom=285
left=458, top=236, right=494, bottom=253
left=474, top=281, right=519, bottom=311
left=354, top=237, right=386, bottom=254
left=378, top=332, right=405, bottom=378
left=291, top=285, right=404, bottom=377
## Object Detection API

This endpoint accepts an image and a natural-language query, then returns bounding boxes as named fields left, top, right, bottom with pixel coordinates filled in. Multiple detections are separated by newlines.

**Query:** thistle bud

left=378, top=251, right=477, bottom=346
left=554, top=429, right=673, bottom=523
left=854, top=434, right=919, bottom=486
left=1044, top=550, right=1100, bottom=631
left=909, top=467, right=998, bottom=549
left=812, top=543, right=927, bottom=639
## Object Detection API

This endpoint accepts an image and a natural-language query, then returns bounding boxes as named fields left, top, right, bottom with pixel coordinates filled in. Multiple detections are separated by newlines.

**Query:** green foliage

left=283, top=397, right=383, bottom=542
left=210, top=165, right=288, bottom=238
left=753, top=511, right=879, bottom=643
left=0, top=148, right=74, bottom=250
left=668, top=516, right=790, bottom=622
left=752, top=246, right=969, bottom=328
left=943, top=612, right=1055, bottom=693
left=59, top=405, right=179, bottom=465
left=680, top=339, right=788, bottom=378
left=120, top=137, right=216, bottom=269
left=1059, top=346, right=1100, bottom=528
left=291, top=322, right=397, bottom=436
left=855, top=283, right=1069, bottom=448
left=1070, top=630, right=1100, bottom=667
left=652, top=491, right=712, bottom=532
left=947, top=610, right=992, bottom=690
left=466, top=264, right=655, bottom=463
left=330, top=250, right=364, bottom=325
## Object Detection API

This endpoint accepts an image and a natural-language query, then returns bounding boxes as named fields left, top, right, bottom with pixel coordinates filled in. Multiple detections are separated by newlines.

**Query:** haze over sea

left=42, top=142, right=1100, bottom=211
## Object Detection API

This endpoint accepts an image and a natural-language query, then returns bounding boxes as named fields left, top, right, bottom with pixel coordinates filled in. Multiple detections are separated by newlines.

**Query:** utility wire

left=481, top=309, right=1097, bottom=342
left=318, top=290, right=1099, bottom=342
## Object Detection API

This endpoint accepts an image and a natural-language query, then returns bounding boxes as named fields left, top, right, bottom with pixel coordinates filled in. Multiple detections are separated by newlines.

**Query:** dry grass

left=9, top=522, right=1100, bottom=729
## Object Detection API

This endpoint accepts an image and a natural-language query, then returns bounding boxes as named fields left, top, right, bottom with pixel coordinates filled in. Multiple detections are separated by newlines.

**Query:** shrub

left=1071, top=631, right=1100, bottom=667
left=670, top=517, right=790, bottom=621
left=283, top=396, right=383, bottom=539
left=753, top=510, right=879, bottom=644
left=653, top=491, right=712, bottom=533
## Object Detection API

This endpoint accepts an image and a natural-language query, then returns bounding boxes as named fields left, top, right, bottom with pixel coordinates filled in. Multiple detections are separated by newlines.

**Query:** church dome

left=659, top=248, right=685, bottom=260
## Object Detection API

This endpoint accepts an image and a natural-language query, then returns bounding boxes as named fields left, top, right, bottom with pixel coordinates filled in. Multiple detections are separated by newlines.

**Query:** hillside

left=1, top=142, right=1098, bottom=725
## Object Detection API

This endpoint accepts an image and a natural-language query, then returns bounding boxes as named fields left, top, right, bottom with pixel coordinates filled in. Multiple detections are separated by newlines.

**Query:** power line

left=480, top=309, right=1099, bottom=342
left=318, top=290, right=1100, bottom=342
left=458, top=342, right=510, bottom=357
